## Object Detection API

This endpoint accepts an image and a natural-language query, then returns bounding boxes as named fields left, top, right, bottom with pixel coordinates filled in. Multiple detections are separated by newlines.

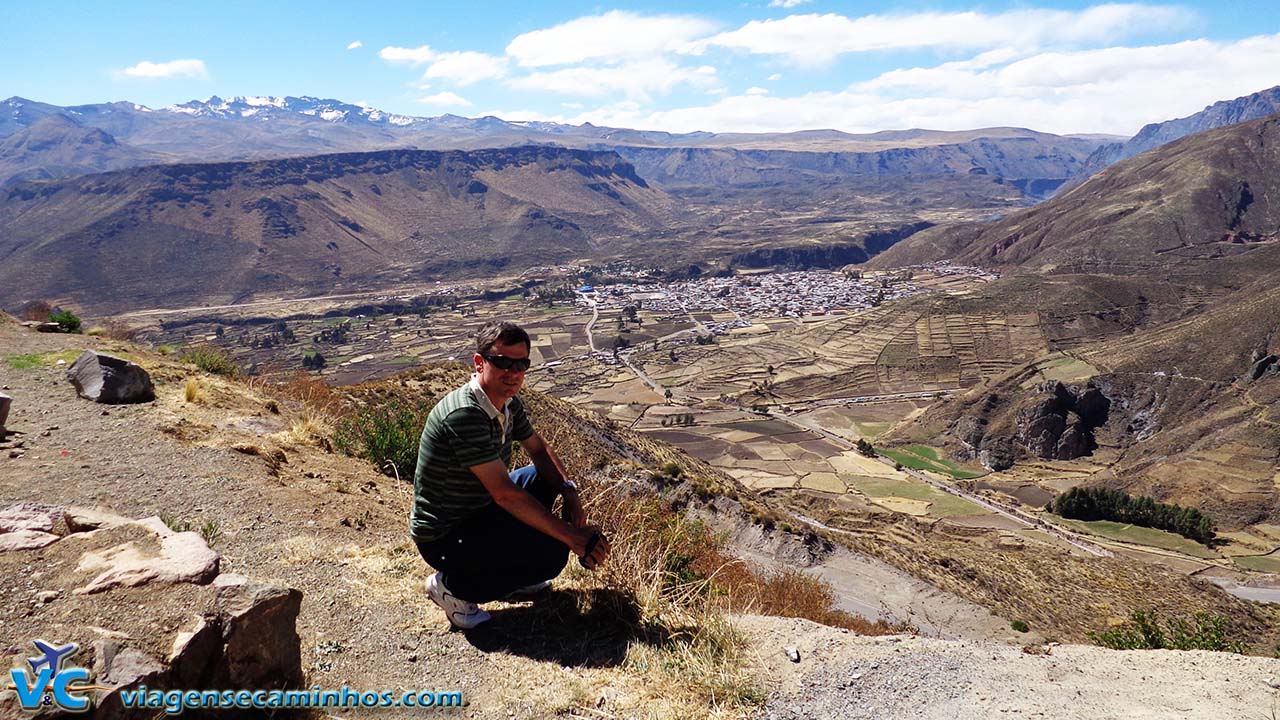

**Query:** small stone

left=1266, top=678, right=1280, bottom=690
left=36, top=590, right=59, bottom=604
left=852, top=673, right=863, bottom=681
left=785, top=646, right=800, bottom=663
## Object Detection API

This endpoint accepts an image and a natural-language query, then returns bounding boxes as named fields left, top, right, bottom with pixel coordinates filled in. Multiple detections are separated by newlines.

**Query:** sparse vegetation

left=333, top=399, right=431, bottom=481
left=1091, top=610, right=1246, bottom=653
left=1012, top=619, right=1030, bottom=633
left=183, top=377, right=203, bottom=403
left=158, top=514, right=222, bottom=547
left=182, top=346, right=239, bottom=377
left=4, top=353, right=45, bottom=370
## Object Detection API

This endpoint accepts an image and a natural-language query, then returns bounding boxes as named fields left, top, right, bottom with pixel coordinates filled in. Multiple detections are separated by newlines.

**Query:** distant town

left=576, top=262, right=998, bottom=324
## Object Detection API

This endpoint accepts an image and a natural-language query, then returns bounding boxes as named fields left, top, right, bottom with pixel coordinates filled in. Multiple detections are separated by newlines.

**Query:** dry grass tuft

left=183, top=377, right=203, bottom=404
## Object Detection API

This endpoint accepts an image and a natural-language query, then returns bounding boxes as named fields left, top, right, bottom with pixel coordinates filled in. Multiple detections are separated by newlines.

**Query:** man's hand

left=570, top=525, right=611, bottom=570
left=562, top=486, right=587, bottom=528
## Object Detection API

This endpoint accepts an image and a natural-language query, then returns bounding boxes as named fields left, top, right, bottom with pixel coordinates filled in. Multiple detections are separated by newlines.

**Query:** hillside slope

left=0, top=115, right=168, bottom=187
left=0, top=321, right=1275, bottom=719
left=1068, top=85, right=1280, bottom=187
left=870, top=114, right=1280, bottom=280
left=0, top=146, right=675, bottom=314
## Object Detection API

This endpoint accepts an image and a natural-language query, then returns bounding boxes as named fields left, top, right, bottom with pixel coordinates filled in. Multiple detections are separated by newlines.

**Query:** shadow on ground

left=464, top=588, right=669, bottom=667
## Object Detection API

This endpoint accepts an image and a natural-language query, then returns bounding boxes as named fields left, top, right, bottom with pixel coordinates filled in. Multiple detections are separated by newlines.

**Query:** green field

left=4, top=350, right=83, bottom=369
left=1233, top=554, right=1280, bottom=573
left=848, top=476, right=984, bottom=518
left=853, top=421, right=893, bottom=438
left=877, top=445, right=983, bottom=479
left=1056, top=518, right=1219, bottom=559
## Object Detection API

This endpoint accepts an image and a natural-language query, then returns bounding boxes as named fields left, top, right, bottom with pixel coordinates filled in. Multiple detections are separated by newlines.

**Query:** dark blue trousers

left=415, top=465, right=570, bottom=603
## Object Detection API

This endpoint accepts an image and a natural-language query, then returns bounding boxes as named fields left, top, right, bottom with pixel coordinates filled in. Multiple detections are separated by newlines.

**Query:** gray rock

left=0, top=530, right=60, bottom=551
left=0, top=502, right=65, bottom=533
left=0, top=392, right=10, bottom=430
left=785, top=646, right=801, bottom=663
left=214, top=577, right=305, bottom=689
left=64, top=505, right=131, bottom=533
left=74, top=526, right=220, bottom=594
left=21, top=321, right=62, bottom=333
left=65, top=350, right=155, bottom=404
left=1248, top=354, right=1277, bottom=382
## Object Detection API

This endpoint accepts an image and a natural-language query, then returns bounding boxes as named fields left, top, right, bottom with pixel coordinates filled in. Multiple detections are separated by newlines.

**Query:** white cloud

left=422, top=51, right=508, bottom=86
left=119, top=59, right=208, bottom=79
left=768, top=0, right=812, bottom=7
left=379, top=45, right=435, bottom=65
left=768, top=73, right=782, bottom=81
left=746, top=86, right=769, bottom=95
left=347, top=40, right=363, bottom=50
left=416, top=92, right=472, bottom=107
left=506, top=58, right=719, bottom=101
left=706, top=4, right=1194, bottom=65
left=569, top=33, right=1280, bottom=136
left=506, top=10, right=716, bottom=67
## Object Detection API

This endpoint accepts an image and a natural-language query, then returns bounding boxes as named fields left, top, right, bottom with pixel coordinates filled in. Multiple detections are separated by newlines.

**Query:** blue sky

left=3, top=1, right=1278, bottom=135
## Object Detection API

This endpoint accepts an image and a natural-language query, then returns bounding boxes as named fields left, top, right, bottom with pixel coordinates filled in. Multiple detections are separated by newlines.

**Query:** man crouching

left=412, top=320, right=611, bottom=628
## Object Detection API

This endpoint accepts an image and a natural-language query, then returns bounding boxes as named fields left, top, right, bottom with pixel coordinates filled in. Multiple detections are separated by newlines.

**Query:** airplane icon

left=28, top=640, right=78, bottom=675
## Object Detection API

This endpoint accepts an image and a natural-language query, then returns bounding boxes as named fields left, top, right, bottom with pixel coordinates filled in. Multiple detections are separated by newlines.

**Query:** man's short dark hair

left=475, top=321, right=531, bottom=355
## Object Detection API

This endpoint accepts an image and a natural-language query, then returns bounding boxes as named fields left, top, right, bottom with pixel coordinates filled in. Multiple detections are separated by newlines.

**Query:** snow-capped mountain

left=162, top=95, right=421, bottom=126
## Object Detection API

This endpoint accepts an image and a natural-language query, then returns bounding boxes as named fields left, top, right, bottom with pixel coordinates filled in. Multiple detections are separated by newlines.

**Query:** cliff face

left=728, top=223, right=934, bottom=270
left=615, top=135, right=1098, bottom=195
left=0, top=146, right=676, bottom=314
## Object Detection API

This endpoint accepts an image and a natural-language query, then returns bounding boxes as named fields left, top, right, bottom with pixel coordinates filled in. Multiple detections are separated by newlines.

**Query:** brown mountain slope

left=870, top=113, right=1280, bottom=280
left=0, top=115, right=168, bottom=187
left=886, top=275, right=1280, bottom=529
left=0, top=146, right=676, bottom=314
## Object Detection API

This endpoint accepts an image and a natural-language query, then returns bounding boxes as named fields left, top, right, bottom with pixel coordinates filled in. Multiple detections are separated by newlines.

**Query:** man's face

left=474, top=339, right=529, bottom=403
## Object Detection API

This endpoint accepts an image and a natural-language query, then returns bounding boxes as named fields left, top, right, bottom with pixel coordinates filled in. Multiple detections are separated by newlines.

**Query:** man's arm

left=469, top=459, right=609, bottom=568
left=520, top=432, right=585, bottom=527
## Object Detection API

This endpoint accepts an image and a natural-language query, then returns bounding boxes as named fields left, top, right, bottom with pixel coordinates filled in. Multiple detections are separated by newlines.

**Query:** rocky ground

left=1, top=319, right=1277, bottom=719
left=743, top=615, right=1280, bottom=720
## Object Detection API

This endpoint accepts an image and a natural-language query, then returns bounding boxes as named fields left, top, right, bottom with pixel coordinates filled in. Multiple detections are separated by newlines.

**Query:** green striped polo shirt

left=411, top=375, right=534, bottom=542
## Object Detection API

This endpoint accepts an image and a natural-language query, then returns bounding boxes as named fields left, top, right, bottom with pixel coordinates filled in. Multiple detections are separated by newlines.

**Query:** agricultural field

left=876, top=444, right=984, bottom=479
left=1052, top=518, right=1221, bottom=560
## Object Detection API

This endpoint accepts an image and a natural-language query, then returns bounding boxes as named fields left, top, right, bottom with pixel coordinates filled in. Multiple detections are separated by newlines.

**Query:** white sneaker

left=504, top=580, right=552, bottom=599
left=425, top=573, right=491, bottom=629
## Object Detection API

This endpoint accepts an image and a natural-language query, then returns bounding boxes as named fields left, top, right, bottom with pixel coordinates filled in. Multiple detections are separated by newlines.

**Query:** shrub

left=658, top=461, right=683, bottom=479
left=333, top=399, right=430, bottom=481
left=49, top=310, right=82, bottom=334
left=1011, top=619, right=1030, bottom=633
left=302, top=350, right=326, bottom=370
left=182, top=347, right=238, bottom=377
left=1090, top=610, right=1246, bottom=653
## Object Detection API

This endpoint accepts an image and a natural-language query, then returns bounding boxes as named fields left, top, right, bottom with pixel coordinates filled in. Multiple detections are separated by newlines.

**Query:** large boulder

left=0, top=503, right=303, bottom=719
left=65, top=350, right=155, bottom=404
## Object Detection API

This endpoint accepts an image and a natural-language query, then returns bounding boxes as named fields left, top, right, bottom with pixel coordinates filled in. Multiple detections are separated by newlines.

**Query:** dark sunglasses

left=482, top=353, right=531, bottom=372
